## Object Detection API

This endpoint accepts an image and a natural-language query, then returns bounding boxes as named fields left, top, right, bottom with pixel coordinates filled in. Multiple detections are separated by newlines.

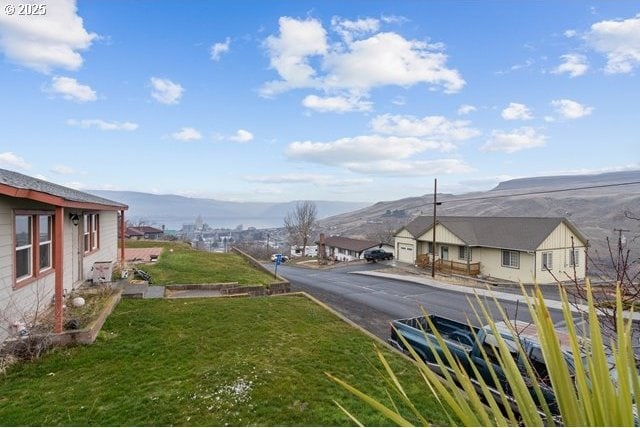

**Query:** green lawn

left=0, top=296, right=450, bottom=426
left=124, top=240, right=274, bottom=286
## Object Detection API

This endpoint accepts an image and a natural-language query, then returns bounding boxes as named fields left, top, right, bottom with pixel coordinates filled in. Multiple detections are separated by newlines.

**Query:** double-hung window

left=541, top=251, right=553, bottom=270
left=15, top=215, right=33, bottom=281
left=14, top=212, right=54, bottom=286
left=459, top=246, right=472, bottom=261
left=569, top=249, right=579, bottom=267
left=83, top=213, right=100, bottom=253
left=501, top=249, right=520, bottom=269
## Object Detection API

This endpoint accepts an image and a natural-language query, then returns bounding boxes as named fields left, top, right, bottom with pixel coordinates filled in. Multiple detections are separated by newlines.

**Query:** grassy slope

left=124, top=240, right=274, bottom=286
left=0, top=296, right=450, bottom=426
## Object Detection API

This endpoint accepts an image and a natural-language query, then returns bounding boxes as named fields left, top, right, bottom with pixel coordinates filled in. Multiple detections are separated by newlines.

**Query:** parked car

left=363, top=249, right=393, bottom=262
left=270, top=253, right=288, bottom=263
left=389, top=314, right=571, bottom=416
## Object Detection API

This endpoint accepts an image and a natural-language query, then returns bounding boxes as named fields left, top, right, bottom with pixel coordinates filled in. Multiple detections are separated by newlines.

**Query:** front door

left=440, top=246, right=449, bottom=260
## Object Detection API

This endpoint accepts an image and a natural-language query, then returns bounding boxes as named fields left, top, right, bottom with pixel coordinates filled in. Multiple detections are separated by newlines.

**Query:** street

left=274, top=261, right=559, bottom=340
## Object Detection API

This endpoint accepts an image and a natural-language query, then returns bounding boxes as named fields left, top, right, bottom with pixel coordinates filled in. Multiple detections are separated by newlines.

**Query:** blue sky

left=0, top=1, right=638, bottom=203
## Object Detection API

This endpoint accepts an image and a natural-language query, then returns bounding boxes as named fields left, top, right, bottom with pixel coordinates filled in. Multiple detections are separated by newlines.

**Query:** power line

left=437, top=180, right=640, bottom=205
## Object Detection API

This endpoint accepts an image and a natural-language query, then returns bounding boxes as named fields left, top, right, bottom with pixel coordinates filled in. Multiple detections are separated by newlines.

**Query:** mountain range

left=88, top=190, right=369, bottom=230
left=320, top=170, right=640, bottom=265
left=92, top=170, right=640, bottom=265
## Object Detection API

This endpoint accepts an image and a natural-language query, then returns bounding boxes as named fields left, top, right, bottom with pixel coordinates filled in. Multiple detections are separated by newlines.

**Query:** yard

left=0, top=295, right=451, bottom=426
left=124, top=240, right=275, bottom=286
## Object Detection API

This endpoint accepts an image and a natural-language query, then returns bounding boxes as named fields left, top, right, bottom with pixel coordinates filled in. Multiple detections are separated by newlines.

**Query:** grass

left=0, top=295, right=451, bottom=426
left=124, top=240, right=275, bottom=286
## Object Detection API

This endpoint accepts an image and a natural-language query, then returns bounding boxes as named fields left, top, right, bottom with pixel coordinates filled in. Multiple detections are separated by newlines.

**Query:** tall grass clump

left=329, top=280, right=640, bottom=426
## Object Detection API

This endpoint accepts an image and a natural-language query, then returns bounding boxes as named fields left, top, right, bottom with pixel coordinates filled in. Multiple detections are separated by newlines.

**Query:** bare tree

left=365, top=220, right=403, bottom=245
left=284, top=201, right=318, bottom=257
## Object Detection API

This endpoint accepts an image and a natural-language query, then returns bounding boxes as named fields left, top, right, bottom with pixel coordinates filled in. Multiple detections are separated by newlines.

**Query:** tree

left=283, top=201, right=317, bottom=257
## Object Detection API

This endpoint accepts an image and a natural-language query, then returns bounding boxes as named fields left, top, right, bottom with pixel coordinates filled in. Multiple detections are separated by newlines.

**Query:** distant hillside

left=88, top=190, right=369, bottom=229
left=320, top=170, right=640, bottom=266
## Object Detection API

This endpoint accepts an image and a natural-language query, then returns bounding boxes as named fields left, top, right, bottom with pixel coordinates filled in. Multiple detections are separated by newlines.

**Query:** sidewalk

left=351, top=270, right=640, bottom=321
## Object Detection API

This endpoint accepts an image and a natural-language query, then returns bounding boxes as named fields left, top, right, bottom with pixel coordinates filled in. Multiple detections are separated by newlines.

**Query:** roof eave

left=0, top=182, right=128, bottom=211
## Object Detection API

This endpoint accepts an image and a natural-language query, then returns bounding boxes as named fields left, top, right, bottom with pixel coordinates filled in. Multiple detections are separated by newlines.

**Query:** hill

left=88, top=190, right=369, bottom=230
left=320, top=170, right=640, bottom=265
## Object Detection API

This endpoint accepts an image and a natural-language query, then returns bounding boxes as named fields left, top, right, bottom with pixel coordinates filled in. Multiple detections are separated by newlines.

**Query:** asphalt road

left=274, top=261, right=553, bottom=340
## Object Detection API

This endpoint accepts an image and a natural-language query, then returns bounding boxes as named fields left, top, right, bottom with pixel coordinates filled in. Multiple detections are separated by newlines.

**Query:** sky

left=0, top=1, right=638, bottom=203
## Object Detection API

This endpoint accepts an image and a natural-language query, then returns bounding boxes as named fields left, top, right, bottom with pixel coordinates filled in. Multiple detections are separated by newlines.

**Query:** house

left=394, top=216, right=587, bottom=284
left=319, top=236, right=394, bottom=262
left=0, top=168, right=128, bottom=339
left=290, top=245, right=318, bottom=258
left=125, top=226, right=164, bottom=240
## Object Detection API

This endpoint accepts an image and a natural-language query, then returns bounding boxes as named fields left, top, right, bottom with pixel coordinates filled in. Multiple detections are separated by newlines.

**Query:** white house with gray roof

left=0, top=168, right=128, bottom=341
left=394, top=216, right=588, bottom=284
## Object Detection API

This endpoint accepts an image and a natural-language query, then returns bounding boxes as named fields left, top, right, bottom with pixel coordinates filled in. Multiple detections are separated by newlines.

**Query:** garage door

left=397, top=244, right=414, bottom=264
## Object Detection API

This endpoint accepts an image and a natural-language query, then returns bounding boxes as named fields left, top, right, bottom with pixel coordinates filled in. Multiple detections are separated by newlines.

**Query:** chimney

left=319, top=233, right=326, bottom=261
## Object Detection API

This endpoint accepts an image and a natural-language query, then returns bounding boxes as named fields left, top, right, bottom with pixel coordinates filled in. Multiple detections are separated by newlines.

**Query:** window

left=541, top=251, right=553, bottom=270
left=14, top=212, right=54, bottom=285
left=459, top=246, right=472, bottom=261
left=501, top=249, right=520, bottom=268
left=427, top=242, right=433, bottom=254
left=15, top=215, right=32, bottom=281
left=83, top=213, right=100, bottom=253
left=39, top=215, right=52, bottom=271
left=569, top=249, right=579, bottom=267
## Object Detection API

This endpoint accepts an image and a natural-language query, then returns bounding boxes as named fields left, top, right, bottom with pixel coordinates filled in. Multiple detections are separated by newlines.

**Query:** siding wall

left=0, top=195, right=120, bottom=342
left=416, top=224, right=466, bottom=246
left=473, top=247, right=536, bottom=283
left=535, top=223, right=587, bottom=283
left=81, top=211, right=118, bottom=279
left=0, top=196, right=57, bottom=342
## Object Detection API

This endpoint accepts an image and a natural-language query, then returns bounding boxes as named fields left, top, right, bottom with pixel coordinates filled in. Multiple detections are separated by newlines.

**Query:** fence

left=416, top=254, right=480, bottom=276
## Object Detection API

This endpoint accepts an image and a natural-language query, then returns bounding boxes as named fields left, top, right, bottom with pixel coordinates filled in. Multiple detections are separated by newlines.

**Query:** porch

left=416, top=254, right=481, bottom=276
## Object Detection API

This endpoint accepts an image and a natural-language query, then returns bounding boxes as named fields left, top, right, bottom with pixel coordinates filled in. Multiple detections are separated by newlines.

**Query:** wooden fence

left=416, top=254, right=480, bottom=276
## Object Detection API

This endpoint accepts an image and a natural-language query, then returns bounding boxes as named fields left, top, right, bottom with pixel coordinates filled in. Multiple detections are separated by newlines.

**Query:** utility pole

left=431, top=178, right=441, bottom=278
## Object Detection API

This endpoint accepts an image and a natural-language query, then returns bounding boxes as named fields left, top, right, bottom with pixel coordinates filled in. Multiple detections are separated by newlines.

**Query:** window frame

left=569, top=248, right=580, bottom=267
left=458, top=246, right=472, bottom=261
left=501, top=249, right=520, bottom=269
left=13, top=210, right=55, bottom=289
left=541, top=251, right=553, bottom=271
left=83, top=213, right=100, bottom=254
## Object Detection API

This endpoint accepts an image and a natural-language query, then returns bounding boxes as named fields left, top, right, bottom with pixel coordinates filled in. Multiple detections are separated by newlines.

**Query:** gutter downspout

left=54, top=206, right=64, bottom=333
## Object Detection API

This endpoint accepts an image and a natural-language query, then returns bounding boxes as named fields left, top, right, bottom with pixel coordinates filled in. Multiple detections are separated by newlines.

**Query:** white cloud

left=150, top=77, right=184, bottom=104
left=286, top=135, right=452, bottom=167
left=261, top=16, right=464, bottom=104
left=370, top=114, right=480, bottom=142
left=587, top=14, right=640, bottom=74
left=47, top=76, right=97, bottom=102
left=323, top=32, right=464, bottom=93
left=261, top=17, right=328, bottom=96
left=481, top=127, right=547, bottom=153
left=67, top=118, right=138, bottom=131
left=229, top=129, right=254, bottom=143
left=564, top=29, right=578, bottom=38
left=331, top=16, right=380, bottom=42
left=302, top=94, right=372, bottom=113
left=0, top=152, right=30, bottom=169
left=457, top=104, right=477, bottom=115
left=551, top=99, right=594, bottom=119
left=51, top=165, right=74, bottom=175
left=0, top=0, right=96, bottom=73
left=210, top=37, right=230, bottom=61
left=501, top=102, right=533, bottom=120
left=344, top=159, right=472, bottom=175
left=244, top=173, right=372, bottom=187
left=171, top=127, right=202, bottom=141
left=552, top=53, right=589, bottom=77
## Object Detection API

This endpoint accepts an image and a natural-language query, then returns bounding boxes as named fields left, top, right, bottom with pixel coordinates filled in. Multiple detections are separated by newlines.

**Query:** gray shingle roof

left=401, top=215, right=586, bottom=252
left=321, top=236, right=382, bottom=252
left=0, top=168, right=127, bottom=209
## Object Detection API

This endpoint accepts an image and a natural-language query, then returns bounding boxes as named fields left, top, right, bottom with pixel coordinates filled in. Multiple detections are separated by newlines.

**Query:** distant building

left=394, top=216, right=587, bottom=284
left=290, top=245, right=318, bottom=258
left=318, top=236, right=394, bottom=262
left=125, top=226, right=164, bottom=240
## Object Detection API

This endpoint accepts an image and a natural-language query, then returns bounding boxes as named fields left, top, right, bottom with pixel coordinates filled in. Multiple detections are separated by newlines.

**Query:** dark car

left=363, top=249, right=393, bottom=262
